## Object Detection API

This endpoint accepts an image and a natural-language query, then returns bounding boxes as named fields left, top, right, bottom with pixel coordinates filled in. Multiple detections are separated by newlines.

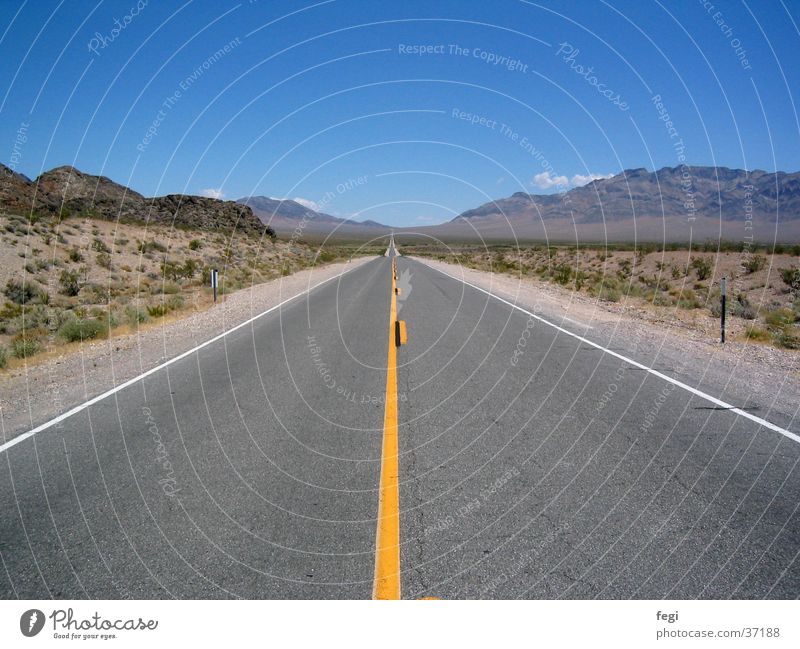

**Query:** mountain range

left=409, top=165, right=800, bottom=243
left=236, top=195, right=390, bottom=236
left=2, top=164, right=799, bottom=243
left=455, top=166, right=800, bottom=223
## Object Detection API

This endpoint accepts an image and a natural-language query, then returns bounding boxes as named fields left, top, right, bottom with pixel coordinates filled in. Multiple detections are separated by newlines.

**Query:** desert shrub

left=217, top=278, right=241, bottom=294
left=0, top=301, right=22, bottom=322
left=188, top=239, right=203, bottom=250
left=745, top=326, right=771, bottom=341
left=91, top=238, right=110, bottom=253
left=163, top=281, right=181, bottom=294
left=765, top=307, right=794, bottom=330
left=780, top=266, right=800, bottom=293
left=652, top=292, right=673, bottom=307
left=11, top=334, right=40, bottom=359
left=596, top=284, right=621, bottom=302
left=59, top=269, right=81, bottom=296
left=182, top=258, right=198, bottom=277
left=87, top=283, right=112, bottom=304
left=676, top=288, right=699, bottom=309
left=166, top=294, right=184, bottom=310
left=68, top=247, right=84, bottom=262
left=0, top=345, right=7, bottom=368
left=138, top=240, right=168, bottom=254
left=639, top=274, right=670, bottom=291
left=147, top=294, right=184, bottom=318
left=774, top=330, right=800, bottom=349
left=150, top=280, right=180, bottom=295
left=690, top=256, right=711, bottom=280
left=96, top=252, right=112, bottom=269
left=316, top=250, right=337, bottom=263
left=730, top=294, right=757, bottom=319
left=553, top=263, right=572, bottom=285
left=4, top=279, right=35, bottom=305
left=161, top=258, right=197, bottom=281
left=264, top=225, right=276, bottom=241
left=58, top=318, right=108, bottom=342
left=146, top=304, right=168, bottom=318
left=124, top=305, right=148, bottom=326
left=742, top=255, right=766, bottom=274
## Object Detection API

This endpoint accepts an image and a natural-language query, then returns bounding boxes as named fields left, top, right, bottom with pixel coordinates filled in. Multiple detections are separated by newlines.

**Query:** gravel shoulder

left=0, top=257, right=374, bottom=441
left=411, top=256, right=800, bottom=433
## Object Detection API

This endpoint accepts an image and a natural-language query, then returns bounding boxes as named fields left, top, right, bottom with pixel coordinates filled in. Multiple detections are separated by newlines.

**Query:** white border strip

left=418, top=259, right=800, bottom=445
left=0, top=261, right=369, bottom=454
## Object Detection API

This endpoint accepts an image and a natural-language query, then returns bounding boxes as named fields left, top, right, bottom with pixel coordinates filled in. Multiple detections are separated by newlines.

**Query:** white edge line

left=417, top=259, right=800, bottom=445
left=0, top=261, right=368, bottom=454
left=559, top=314, right=593, bottom=330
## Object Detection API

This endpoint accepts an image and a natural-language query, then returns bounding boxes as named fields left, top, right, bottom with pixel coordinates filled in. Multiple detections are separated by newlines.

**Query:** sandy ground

left=0, top=257, right=374, bottom=440
left=411, top=256, right=800, bottom=429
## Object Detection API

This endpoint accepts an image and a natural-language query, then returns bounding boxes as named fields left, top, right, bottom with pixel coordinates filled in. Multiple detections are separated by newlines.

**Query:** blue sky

left=1, top=0, right=799, bottom=226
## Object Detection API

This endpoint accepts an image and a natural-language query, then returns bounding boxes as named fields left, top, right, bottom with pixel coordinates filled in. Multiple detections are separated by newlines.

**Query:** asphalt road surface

left=1, top=250, right=799, bottom=599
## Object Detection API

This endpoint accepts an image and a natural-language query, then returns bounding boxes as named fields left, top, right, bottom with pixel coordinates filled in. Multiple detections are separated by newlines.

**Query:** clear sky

left=1, top=0, right=799, bottom=226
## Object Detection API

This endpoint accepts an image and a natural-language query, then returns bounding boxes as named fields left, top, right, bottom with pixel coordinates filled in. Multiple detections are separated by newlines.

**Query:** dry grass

left=0, top=212, right=378, bottom=368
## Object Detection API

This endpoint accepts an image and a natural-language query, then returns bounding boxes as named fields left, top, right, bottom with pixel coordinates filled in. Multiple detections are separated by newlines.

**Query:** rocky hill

left=0, top=165, right=55, bottom=215
left=1, top=164, right=265, bottom=234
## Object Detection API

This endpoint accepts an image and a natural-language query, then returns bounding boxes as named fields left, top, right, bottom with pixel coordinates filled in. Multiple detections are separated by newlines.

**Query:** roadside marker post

left=720, top=276, right=726, bottom=343
left=211, top=269, right=219, bottom=303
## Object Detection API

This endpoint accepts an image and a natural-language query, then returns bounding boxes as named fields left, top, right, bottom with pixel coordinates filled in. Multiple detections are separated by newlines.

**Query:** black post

left=212, top=269, right=218, bottom=303
left=720, top=276, right=726, bottom=343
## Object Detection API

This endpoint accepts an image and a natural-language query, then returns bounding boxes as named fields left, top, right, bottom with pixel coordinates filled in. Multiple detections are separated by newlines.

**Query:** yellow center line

left=373, top=256, right=401, bottom=599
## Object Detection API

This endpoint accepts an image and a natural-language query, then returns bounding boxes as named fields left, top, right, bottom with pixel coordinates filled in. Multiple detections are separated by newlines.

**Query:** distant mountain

left=237, top=195, right=390, bottom=235
left=422, top=166, right=800, bottom=243
left=0, top=164, right=264, bottom=234
left=453, top=166, right=800, bottom=224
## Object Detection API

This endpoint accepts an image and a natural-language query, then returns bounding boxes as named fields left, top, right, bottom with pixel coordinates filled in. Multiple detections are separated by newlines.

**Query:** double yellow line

left=373, top=256, right=405, bottom=599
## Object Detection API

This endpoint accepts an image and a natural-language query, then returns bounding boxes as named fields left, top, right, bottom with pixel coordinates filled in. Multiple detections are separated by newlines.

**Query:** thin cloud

left=571, top=172, right=613, bottom=187
left=532, top=171, right=569, bottom=190
left=200, top=188, right=225, bottom=199
left=293, top=197, right=320, bottom=211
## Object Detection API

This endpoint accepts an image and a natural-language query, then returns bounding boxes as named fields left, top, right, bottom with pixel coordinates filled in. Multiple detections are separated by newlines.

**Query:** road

left=1, top=249, right=799, bottom=599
